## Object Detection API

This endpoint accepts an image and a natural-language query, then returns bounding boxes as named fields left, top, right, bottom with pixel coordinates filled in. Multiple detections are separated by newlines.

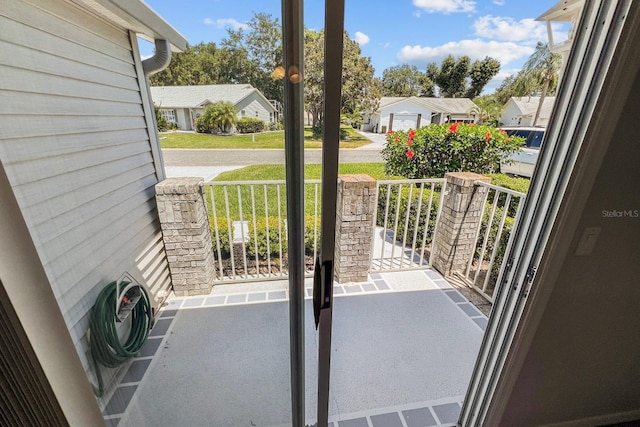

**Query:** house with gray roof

left=500, top=96, right=556, bottom=127
left=363, top=96, right=479, bottom=133
left=150, top=84, right=277, bottom=131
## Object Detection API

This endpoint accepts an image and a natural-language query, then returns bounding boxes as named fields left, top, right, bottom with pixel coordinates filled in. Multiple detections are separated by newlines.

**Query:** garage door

left=392, top=114, right=418, bottom=132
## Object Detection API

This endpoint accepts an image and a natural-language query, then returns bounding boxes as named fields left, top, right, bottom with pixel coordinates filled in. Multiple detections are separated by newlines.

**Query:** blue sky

left=141, top=0, right=565, bottom=94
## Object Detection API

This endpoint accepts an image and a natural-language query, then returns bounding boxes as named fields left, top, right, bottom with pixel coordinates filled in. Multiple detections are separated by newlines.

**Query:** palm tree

left=516, top=42, right=562, bottom=126
left=210, top=101, right=238, bottom=133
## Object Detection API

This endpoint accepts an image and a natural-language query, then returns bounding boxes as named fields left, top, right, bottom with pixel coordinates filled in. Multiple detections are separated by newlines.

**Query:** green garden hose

left=90, top=280, right=153, bottom=397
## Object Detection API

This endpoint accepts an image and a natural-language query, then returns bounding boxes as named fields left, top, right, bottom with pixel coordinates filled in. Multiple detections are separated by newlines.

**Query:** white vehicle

left=500, top=127, right=545, bottom=178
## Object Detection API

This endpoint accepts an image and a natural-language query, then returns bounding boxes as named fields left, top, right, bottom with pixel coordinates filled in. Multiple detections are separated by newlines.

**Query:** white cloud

left=473, top=15, right=548, bottom=42
left=397, top=39, right=534, bottom=67
left=413, top=10, right=422, bottom=18
left=354, top=31, right=370, bottom=46
left=492, top=0, right=505, bottom=5
left=413, top=0, right=476, bottom=14
left=204, top=18, right=248, bottom=31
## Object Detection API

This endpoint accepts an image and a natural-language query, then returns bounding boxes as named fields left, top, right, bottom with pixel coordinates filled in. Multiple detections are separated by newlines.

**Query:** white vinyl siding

left=0, top=0, right=171, bottom=388
left=236, top=94, right=274, bottom=123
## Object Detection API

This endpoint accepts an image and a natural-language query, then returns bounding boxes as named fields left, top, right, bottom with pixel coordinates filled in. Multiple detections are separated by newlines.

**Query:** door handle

left=313, top=256, right=333, bottom=329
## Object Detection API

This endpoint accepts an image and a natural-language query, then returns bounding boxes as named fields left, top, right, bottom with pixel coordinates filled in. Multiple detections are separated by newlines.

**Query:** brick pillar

left=431, top=172, right=491, bottom=277
left=155, top=178, right=215, bottom=296
left=334, top=174, right=377, bottom=283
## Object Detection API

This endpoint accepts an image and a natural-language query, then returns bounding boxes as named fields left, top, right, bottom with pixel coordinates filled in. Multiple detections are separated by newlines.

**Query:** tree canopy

left=380, top=64, right=433, bottom=97
left=426, top=55, right=500, bottom=98
left=303, top=29, right=377, bottom=128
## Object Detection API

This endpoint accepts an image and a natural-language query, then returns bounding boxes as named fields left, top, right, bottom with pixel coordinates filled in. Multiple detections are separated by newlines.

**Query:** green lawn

left=206, top=163, right=398, bottom=221
left=160, top=126, right=370, bottom=149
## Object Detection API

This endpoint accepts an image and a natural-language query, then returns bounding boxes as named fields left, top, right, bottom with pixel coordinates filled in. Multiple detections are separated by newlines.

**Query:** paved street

left=161, top=148, right=384, bottom=167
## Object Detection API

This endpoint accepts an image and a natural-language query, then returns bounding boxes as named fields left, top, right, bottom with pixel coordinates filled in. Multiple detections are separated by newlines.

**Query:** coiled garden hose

left=90, top=280, right=153, bottom=397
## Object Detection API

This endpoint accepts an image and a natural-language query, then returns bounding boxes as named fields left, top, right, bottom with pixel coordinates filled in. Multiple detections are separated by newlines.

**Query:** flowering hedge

left=381, top=123, right=524, bottom=178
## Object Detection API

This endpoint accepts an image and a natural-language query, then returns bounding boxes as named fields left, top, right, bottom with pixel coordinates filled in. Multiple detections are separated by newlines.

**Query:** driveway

left=356, top=131, right=388, bottom=150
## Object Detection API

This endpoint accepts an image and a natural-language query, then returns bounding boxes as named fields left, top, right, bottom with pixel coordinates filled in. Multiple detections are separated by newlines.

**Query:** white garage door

left=392, top=114, right=418, bottom=132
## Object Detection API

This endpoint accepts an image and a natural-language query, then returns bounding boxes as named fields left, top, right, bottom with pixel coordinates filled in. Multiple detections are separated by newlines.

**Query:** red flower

left=394, top=134, right=399, bottom=143
left=386, top=130, right=393, bottom=136
left=469, top=123, right=475, bottom=127
left=448, top=122, right=459, bottom=133
left=485, top=131, right=491, bottom=141
left=499, top=128, right=506, bottom=135
left=407, top=138, right=413, bottom=146
left=406, top=148, right=415, bottom=159
left=408, top=129, right=416, bottom=138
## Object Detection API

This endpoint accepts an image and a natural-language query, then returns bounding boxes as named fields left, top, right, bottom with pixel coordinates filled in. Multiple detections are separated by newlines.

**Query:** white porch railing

left=205, top=180, right=321, bottom=283
left=371, top=179, right=447, bottom=272
left=458, top=182, right=525, bottom=302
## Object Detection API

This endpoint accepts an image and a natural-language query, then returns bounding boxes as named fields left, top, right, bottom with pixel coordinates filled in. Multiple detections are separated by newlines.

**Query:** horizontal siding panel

left=36, top=177, right=158, bottom=265
left=54, top=208, right=164, bottom=328
left=1, top=17, right=135, bottom=77
left=49, top=195, right=159, bottom=303
left=0, top=129, right=150, bottom=162
left=7, top=0, right=133, bottom=53
left=0, top=115, right=146, bottom=139
left=0, top=90, right=143, bottom=117
left=3, top=140, right=151, bottom=186
left=0, top=66, right=142, bottom=104
left=0, top=41, right=139, bottom=91
left=17, top=155, right=155, bottom=220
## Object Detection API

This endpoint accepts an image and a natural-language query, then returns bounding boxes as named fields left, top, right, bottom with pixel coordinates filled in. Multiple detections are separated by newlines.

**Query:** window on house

left=241, top=110, right=246, bottom=118
left=160, top=109, right=176, bottom=123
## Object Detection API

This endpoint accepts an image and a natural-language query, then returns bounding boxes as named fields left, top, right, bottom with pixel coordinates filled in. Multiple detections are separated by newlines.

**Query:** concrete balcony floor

left=104, top=269, right=487, bottom=427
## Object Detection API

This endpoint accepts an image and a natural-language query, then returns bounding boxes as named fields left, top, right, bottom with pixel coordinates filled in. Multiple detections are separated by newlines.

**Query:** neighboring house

left=537, top=0, right=585, bottom=79
left=150, top=84, right=277, bottom=131
left=363, top=96, right=478, bottom=133
left=0, top=0, right=186, bottom=422
left=500, top=96, right=557, bottom=127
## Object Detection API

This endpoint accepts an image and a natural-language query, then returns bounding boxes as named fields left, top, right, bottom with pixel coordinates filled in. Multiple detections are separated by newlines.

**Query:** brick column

left=431, top=172, right=490, bottom=277
left=334, top=174, right=377, bottom=283
left=155, top=178, right=215, bottom=296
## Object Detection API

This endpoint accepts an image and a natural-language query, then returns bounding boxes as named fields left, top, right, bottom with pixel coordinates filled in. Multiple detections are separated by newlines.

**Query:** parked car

left=500, top=127, right=546, bottom=178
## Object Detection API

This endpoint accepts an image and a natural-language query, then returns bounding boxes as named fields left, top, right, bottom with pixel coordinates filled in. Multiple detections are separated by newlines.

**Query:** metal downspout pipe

left=142, top=39, right=171, bottom=76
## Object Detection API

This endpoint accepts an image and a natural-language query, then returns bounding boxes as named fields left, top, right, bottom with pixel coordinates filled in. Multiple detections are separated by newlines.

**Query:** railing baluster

left=264, top=184, right=272, bottom=279
left=465, top=186, right=490, bottom=281
left=473, top=189, right=499, bottom=290
left=251, top=185, right=259, bottom=279
left=223, top=185, right=235, bottom=280
left=313, top=182, right=319, bottom=271
left=379, top=183, right=392, bottom=270
left=277, top=184, right=284, bottom=277
left=390, top=184, right=403, bottom=268
left=483, top=193, right=511, bottom=295
left=410, top=183, right=425, bottom=267
left=209, top=186, right=224, bottom=281
left=399, top=184, right=414, bottom=269
left=420, top=182, right=435, bottom=267
left=237, top=185, right=248, bottom=280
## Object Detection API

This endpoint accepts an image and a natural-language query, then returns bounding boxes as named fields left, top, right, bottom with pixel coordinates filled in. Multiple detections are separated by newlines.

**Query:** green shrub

left=210, top=217, right=231, bottom=258
left=246, top=217, right=288, bottom=259
left=376, top=185, right=441, bottom=249
left=382, top=123, right=524, bottom=178
left=311, top=125, right=349, bottom=140
left=209, top=215, right=321, bottom=261
left=475, top=205, right=517, bottom=284
left=489, top=173, right=530, bottom=194
left=304, top=215, right=321, bottom=256
left=236, top=118, right=265, bottom=134
left=196, top=101, right=238, bottom=133
left=268, top=122, right=283, bottom=131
